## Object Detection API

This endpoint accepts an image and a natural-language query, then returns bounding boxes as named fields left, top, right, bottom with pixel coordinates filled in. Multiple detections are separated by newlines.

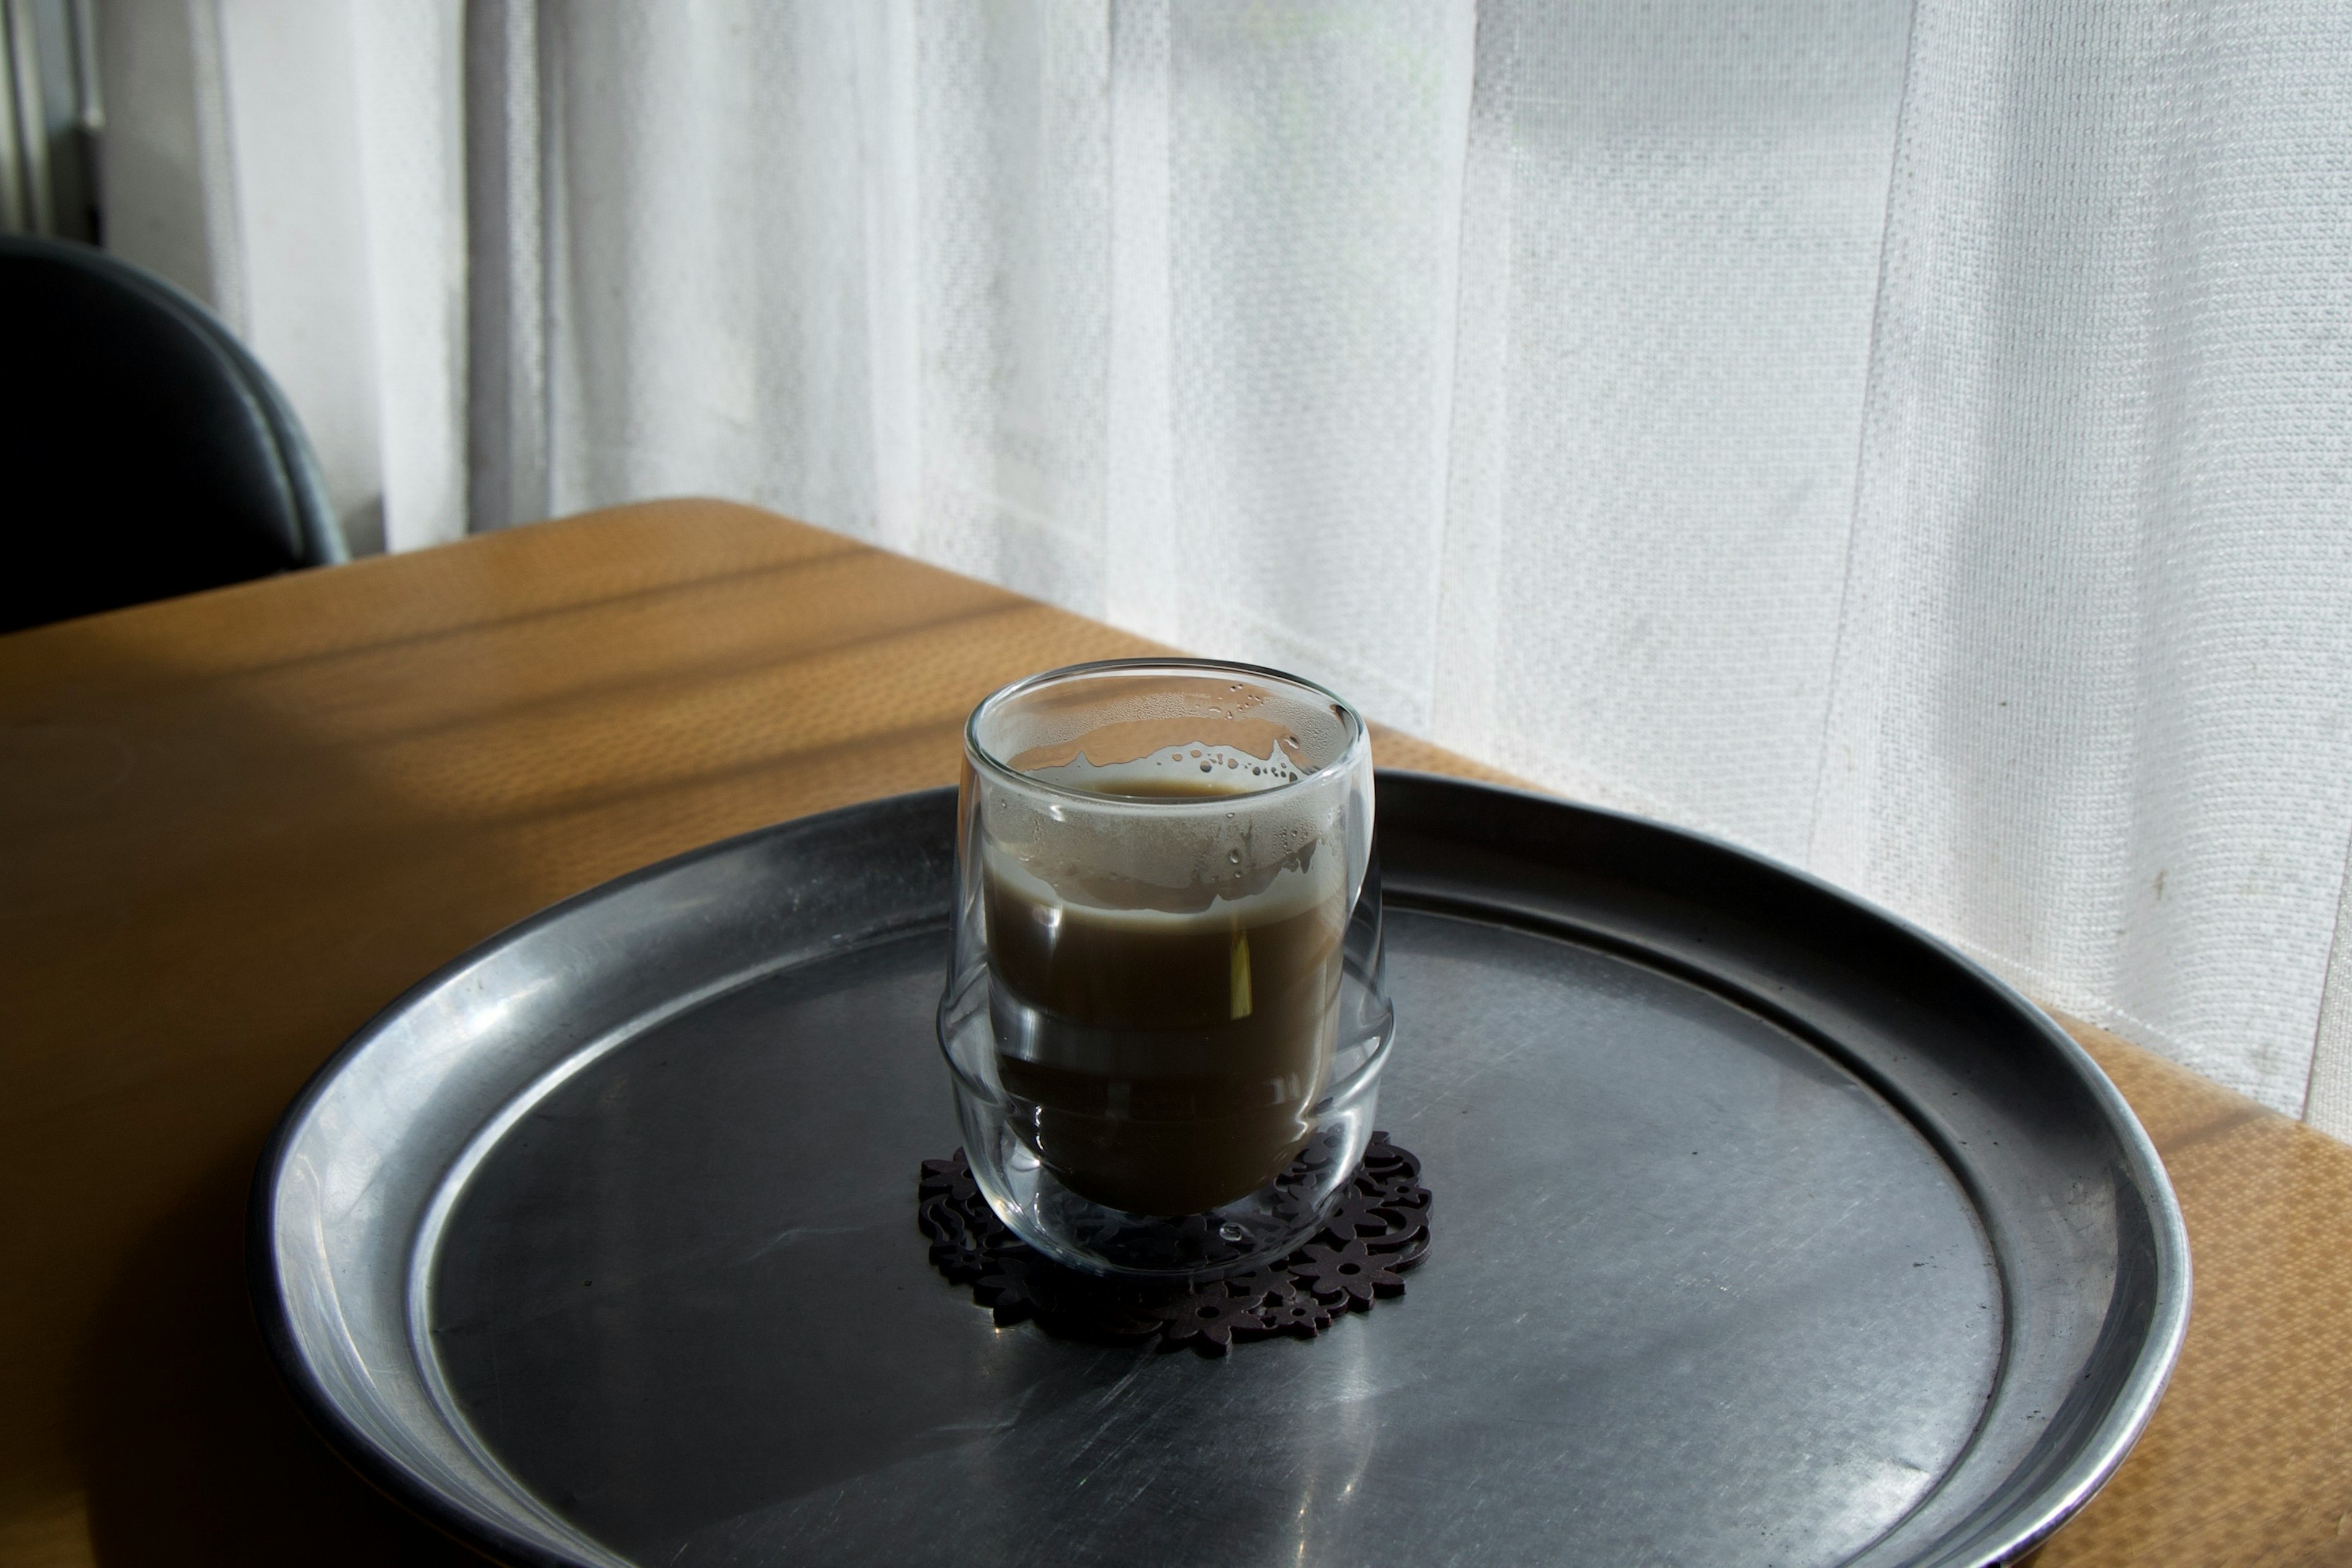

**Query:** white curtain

left=98, top=0, right=2352, bottom=1129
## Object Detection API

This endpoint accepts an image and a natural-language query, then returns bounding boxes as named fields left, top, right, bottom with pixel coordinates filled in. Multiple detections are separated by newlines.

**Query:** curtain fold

left=1814, top=0, right=2352, bottom=1112
left=97, top=0, right=467, bottom=554
left=97, top=0, right=2352, bottom=1129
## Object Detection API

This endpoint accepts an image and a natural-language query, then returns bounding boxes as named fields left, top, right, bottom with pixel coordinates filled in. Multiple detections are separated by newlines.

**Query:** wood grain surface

left=1, top=499, right=2345, bottom=1566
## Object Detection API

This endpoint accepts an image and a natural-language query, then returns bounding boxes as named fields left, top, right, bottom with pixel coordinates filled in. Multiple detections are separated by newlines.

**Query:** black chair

left=1, top=234, right=347, bottom=635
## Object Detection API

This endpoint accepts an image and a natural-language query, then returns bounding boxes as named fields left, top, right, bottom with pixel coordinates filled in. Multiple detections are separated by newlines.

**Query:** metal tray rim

left=247, top=791, right=972, bottom=1568
left=1371, top=773, right=2192, bottom=1566
left=247, top=772, right=2191, bottom=1568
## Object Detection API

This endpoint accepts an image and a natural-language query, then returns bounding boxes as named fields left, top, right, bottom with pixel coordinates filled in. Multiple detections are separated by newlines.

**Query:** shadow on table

left=18, top=541, right=971, bottom=1567
left=74, top=1139, right=487, bottom=1567
left=7, top=614, right=562, bottom=1567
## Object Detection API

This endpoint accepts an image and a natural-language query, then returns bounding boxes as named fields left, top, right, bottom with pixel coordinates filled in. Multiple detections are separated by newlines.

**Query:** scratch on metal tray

left=742, top=1223, right=867, bottom=1263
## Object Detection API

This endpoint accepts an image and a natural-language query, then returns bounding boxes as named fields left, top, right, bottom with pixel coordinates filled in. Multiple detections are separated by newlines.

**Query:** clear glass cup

left=938, top=658, right=1392, bottom=1280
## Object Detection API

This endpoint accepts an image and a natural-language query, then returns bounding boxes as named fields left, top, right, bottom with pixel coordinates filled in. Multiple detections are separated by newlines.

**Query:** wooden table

left=3, top=499, right=2348, bottom=1567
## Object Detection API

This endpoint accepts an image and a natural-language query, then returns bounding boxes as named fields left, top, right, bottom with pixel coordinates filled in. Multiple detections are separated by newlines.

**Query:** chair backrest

left=0, top=235, right=347, bottom=635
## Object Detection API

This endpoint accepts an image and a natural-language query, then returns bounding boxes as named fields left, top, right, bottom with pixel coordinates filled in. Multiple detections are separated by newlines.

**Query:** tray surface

left=252, top=775, right=2187, bottom=1568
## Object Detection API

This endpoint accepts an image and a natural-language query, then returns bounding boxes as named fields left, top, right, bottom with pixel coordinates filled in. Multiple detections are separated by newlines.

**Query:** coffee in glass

left=940, top=660, right=1392, bottom=1278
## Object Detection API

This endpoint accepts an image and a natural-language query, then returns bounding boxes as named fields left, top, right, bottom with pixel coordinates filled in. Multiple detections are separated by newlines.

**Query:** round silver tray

left=251, top=774, right=2187, bottom=1567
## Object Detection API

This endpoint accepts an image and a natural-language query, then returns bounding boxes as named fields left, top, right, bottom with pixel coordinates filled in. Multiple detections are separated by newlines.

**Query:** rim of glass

left=963, top=657, right=1368, bottom=807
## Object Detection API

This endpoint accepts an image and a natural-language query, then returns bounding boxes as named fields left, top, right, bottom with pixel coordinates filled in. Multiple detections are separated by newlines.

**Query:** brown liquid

left=987, top=778, right=1345, bottom=1216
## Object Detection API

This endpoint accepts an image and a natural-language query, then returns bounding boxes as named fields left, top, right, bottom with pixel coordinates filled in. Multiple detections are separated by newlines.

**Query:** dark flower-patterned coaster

left=917, top=1133, right=1431, bottom=1356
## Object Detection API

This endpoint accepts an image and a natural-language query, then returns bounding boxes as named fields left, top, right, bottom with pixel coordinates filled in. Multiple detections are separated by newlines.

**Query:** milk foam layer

left=982, top=835, right=1341, bottom=932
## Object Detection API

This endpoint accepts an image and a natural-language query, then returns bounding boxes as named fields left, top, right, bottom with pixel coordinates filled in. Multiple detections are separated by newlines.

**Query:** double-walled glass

left=939, top=660, right=1392, bottom=1279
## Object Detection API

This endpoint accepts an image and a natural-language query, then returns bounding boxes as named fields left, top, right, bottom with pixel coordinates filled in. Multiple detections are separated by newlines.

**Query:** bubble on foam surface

left=982, top=671, right=1350, bottom=778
